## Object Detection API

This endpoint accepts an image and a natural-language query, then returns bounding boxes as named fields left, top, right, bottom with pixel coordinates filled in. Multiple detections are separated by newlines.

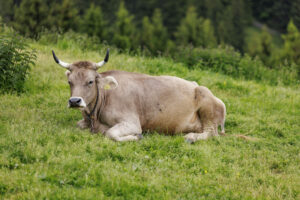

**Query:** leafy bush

left=0, top=33, right=36, bottom=93
left=174, top=46, right=299, bottom=85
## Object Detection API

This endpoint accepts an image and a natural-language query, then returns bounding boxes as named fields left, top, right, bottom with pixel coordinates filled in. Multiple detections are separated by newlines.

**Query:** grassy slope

left=0, top=43, right=299, bottom=200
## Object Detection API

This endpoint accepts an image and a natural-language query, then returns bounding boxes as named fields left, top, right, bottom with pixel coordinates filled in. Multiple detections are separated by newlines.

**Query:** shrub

left=173, top=46, right=299, bottom=85
left=0, top=33, right=36, bottom=93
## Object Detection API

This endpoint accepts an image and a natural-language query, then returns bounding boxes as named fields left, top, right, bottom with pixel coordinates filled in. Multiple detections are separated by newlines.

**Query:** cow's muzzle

left=68, top=97, right=86, bottom=108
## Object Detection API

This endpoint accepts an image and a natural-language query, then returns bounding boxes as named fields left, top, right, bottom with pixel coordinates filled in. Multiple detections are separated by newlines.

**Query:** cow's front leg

left=78, top=110, right=92, bottom=129
left=105, top=121, right=142, bottom=142
left=91, top=121, right=109, bottom=134
left=77, top=119, right=90, bottom=129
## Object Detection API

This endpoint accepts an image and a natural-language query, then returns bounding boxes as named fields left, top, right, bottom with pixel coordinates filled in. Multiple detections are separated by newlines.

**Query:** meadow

left=0, top=42, right=299, bottom=199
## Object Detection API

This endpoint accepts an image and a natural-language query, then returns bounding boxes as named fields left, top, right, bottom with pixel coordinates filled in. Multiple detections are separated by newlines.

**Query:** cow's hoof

left=136, top=134, right=143, bottom=140
left=77, top=119, right=89, bottom=129
left=185, top=138, right=195, bottom=144
left=184, top=133, right=197, bottom=144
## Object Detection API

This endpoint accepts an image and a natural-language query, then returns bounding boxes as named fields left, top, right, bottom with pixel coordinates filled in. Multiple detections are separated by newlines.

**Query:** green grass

left=0, top=42, right=299, bottom=199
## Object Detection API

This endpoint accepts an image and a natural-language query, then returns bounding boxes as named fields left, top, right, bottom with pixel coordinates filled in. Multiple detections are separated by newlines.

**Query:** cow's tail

left=219, top=99, right=226, bottom=136
left=220, top=122, right=225, bottom=135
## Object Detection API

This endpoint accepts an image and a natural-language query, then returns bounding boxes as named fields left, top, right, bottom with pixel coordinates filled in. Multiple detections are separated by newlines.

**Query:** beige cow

left=52, top=50, right=226, bottom=143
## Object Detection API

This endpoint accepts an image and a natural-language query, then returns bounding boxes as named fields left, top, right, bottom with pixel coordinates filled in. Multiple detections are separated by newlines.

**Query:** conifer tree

left=175, top=6, right=198, bottom=46
left=260, top=26, right=273, bottom=65
left=229, top=0, right=247, bottom=50
left=281, top=20, right=300, bottom=66
left=216, top=0, right=248, bottom=50
left=200, top=18, right=217, bottom=48
left=140, top=16, right=154, bottom=51
left=0, top=0, right=14, bottom=24
left=175, top=6, right=217, bottom=48
left=291, top=0, right=300, bottom=29
left=81, top=4, right=106, bottom=40
left=140, top=9, right=169, bottom=54
left=245, top=26, right=273, bottom=66
left=112, top=1, right=136, bottom=50
left=14, top=0, right=49, bottom=38
left=50, top=0, right=79, bottom=32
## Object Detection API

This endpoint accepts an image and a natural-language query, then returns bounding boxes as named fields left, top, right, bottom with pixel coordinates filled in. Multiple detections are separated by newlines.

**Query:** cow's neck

left=85, top=85, right=100, bottom=120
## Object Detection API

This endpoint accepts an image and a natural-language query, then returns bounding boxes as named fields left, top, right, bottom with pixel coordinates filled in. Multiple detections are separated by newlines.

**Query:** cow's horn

left=95, top=49, right=109, bottom=69
left=52, top=50, right=70, bottom=69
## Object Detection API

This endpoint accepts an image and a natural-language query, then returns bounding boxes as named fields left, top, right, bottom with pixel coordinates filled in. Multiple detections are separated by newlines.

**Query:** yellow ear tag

left=104, top=84, right=111, bottom=90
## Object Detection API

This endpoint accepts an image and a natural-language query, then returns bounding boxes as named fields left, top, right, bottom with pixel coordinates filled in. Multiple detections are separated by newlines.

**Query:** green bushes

left=174, top=46, right=299, bottom=85
left=0, top=33, right=36, bottom=93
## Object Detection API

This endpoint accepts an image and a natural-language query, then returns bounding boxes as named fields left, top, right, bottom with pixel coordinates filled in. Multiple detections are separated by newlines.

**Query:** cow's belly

left=141, top=109, right=202, bottom=134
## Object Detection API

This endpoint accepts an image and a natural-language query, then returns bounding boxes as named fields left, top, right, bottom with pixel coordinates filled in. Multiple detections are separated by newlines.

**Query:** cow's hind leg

left=184, top=132, right=210, bottom=143
left=184, top=122, right=218, bottom=143
left=105, top=121, right=142, bottom=142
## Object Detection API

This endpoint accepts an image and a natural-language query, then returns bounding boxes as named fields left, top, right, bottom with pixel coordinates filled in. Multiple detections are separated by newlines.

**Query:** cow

left=52, top=49, right=226, bottom=143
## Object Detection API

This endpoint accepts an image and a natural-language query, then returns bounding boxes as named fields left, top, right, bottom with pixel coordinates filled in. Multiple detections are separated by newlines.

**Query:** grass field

left=0, top=42, right=299, bottom=199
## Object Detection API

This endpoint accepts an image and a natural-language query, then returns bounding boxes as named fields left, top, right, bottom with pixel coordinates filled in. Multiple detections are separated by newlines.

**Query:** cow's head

left=52, top=49, right=118, bottom=108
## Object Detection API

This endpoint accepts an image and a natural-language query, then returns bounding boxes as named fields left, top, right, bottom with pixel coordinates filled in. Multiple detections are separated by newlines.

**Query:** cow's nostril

left=69, top=97, right=82, bottom=106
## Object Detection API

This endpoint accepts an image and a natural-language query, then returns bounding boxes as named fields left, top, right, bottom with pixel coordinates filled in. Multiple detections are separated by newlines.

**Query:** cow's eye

left=88, top=80, right=93, bottom=85
left=68, top=81, right=72, bottom=85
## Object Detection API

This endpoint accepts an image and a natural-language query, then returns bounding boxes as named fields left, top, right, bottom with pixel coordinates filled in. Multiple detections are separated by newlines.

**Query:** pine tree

left=175, top=6, right=198, bottom=46
left=244, top=26, right=273, bottom=66
left=260, top=26, right=273, bottom=65
left=217, top=0, right=248, bottom=51
left=140, top=9, right=169, bottom=54
left=112, top=1, right=136, bottom=50
left=230, top=0, right=247, bottom=50
left=200, top=18, right=217, bottom=48
left=14, top=0, right=49, bottom=38
left=81, top=4, right=106, bottom=40
left=291, top=0, right=300, bottom=29
left=0, top=0, right=14, bottom=24
left=175, top=6, right=217, bottom=48
left=49, top=0, right=79, bottom=32
left=282, top=20, right=300, bottom=65
left=140, top=16, right=154, bottom=52
left=244, top=26, right=276, bottom=68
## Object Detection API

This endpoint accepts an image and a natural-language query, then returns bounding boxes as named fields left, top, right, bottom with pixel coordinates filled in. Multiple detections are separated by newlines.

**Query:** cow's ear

left=65, top=70, right=71, bottom=77
left=98, top=76, right=118, bottom=90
